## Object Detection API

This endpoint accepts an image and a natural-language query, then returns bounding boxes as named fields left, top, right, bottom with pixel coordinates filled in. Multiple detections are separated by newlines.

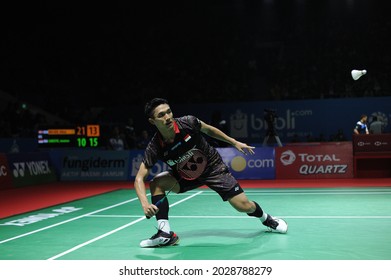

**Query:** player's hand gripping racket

left=146, top=185, right=176, bottom=219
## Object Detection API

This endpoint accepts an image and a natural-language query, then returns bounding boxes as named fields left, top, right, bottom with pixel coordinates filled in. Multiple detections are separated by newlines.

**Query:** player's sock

left=157, top=219, right=170, bottom=233
left=152, top=194, right=170, bottom=233
left=151, top=194, right=169, bottom=218
left=247, top=201, right=267, bottom=222
left=260, top=212, right=268, bottom=222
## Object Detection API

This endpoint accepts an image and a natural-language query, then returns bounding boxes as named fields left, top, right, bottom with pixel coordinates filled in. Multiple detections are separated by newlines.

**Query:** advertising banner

left=128, top=150, right=171, bottom=181
left=353, top=133, right=391, bottom=153
left=6, top=152, right=57, bottom=187
left=0, top=153, right=13, bottom=189
left=217, top=147, right=275, bottom=179
left=275, top=142, right=353, bottom=179
left=121, top=97, right=391, bottom=145
left=59, top=150, right=130, bottom=181
left=174, top=97, right=391, bottom=144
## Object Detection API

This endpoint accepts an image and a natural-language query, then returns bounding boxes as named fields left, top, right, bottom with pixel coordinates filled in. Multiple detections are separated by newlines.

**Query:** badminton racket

left=146, top=184, right=176, bottom=219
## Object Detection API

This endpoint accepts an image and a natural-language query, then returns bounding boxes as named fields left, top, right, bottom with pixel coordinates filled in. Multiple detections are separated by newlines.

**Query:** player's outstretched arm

left=200, top=121, right=255, bottom=155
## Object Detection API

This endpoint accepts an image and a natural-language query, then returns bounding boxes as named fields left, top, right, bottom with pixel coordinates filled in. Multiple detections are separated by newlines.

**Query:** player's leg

left=204, top=164, right=288, bottom=234
left=228, top=192, right=258, bottom=213
left=140, top=173, right=205, bottom=248
left=149, top=171, right=181, bottom=195
left=149, top=171, right=180, bottom=233
left=207, top=178, right=289, bottom=234
left=140, top=172, right=180, bottom=248
left=228, top=191, right=288, bottom=234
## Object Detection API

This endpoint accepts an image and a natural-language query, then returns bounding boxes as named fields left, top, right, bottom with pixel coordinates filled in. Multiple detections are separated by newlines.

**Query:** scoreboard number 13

left=76, top=125, right=100, bottom=137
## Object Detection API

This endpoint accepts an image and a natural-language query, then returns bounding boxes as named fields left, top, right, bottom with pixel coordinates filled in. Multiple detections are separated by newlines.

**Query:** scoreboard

left=37, top=124, right=101, bottom=148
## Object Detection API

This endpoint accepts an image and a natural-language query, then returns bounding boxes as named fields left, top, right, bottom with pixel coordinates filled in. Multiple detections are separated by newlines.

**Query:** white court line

left=0, top=197, right=140, bottom=244
left=2, top=188, right=390, bottom=245
left=196, top=191, right=391, bottom=196
left=280, top=216, right=391, bottom=219
left=46, top=217, right=145, bottom=260
left=47, top=191, right=203, bottom=260
left=87, top=215, right=391, bottom=219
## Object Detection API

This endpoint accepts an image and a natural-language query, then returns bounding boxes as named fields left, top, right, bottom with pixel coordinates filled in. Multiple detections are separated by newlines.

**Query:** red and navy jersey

left=143, top=115, right=223, bottom=178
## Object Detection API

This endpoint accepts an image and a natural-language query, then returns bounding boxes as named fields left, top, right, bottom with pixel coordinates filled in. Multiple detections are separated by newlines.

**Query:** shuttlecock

left=351, top=69, right=367, bottom=80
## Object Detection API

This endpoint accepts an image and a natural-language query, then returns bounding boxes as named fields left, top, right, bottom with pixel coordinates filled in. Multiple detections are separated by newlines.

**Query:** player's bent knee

left=150, top=172, right=178, bottom=193
left=229, top=199, right=253, bottom=213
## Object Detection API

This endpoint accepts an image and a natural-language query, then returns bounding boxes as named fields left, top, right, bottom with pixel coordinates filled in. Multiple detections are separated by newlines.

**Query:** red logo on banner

left=275, top=142, right=353, bottom=179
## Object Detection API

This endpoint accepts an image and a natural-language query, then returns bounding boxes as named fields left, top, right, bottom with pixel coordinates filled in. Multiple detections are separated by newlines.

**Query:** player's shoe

left=139, top=230, right=180, bottom=248
left=262, top=214, right=288, bottom=233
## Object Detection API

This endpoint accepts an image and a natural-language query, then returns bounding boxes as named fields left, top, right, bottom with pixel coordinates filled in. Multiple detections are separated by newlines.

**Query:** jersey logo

left=176, top=148, right=207, bottom=180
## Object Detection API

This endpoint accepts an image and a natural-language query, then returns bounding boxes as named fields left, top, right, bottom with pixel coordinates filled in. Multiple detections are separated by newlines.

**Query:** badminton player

left=353, top=114, right=369, bottom=135
left=134, top=97, right=288, bottom=248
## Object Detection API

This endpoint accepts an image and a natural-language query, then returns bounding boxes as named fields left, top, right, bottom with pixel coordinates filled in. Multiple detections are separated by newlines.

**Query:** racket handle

left=145, top=200, right=163, bottom=219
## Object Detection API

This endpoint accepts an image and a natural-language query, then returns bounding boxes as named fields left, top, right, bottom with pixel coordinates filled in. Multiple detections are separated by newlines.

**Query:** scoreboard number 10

left=76, top=137, right=99, bottom=147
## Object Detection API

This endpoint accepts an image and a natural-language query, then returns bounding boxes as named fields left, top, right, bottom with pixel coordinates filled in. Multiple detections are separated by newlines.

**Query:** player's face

left=149, top=104, right=174, bottom=129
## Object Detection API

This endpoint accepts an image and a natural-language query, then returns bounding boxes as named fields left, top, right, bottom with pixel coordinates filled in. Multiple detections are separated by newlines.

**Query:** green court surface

left=1, top=187, right=391, bottom=260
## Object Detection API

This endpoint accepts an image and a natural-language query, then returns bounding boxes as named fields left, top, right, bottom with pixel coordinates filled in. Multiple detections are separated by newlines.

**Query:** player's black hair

left=144, top=98, right=169, bottom=118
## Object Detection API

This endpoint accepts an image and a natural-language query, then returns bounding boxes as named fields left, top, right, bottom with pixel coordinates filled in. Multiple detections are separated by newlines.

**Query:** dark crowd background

left=0, top=0, right=390, bottom=147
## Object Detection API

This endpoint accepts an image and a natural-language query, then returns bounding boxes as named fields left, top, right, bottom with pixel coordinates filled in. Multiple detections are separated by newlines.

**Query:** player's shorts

left=171, top=162, right=244, bottom=201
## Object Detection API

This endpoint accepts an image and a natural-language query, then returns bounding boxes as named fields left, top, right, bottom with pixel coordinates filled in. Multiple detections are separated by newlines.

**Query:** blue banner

left=217, top=147, right=275, bottom=179
left=123, top=97, right=390, bottom=145
left=128, top=150, right=170, bottom=181
left=173, top=97, right=391, bottom=144
left=57, top=150, right=130, bottom=181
